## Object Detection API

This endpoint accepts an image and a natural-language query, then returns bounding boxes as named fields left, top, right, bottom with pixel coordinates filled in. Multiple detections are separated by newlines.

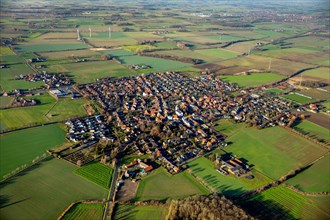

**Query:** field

left=188, top=157, right=272, bottom=197
left=62, top=203, right=104, bottom=220
left=214, top=120, right=245, bottom=136
left=39, top=49, right=100, bottom=60
left=286, top=155, right=330, bottom=193
left=247, top=186, right=329, bottom=219
left=113, top=204, right=168, bottom=220
left=219, top=73, right=285, bottom=88
left=282, top=93, right=314, bottom=104
left=299, top=89, right=330, bottom=101
left=135, top=168, right=209, bottom=201
left=0, top=158, right=108, bottom=220
left=225, top=126, right=328, bottom=180
left=0, top=47, right=24, bottom=64
left=293, top=120, right=330, bottom=142
left=74, top=162, right=113, bottom=189
left=302, top=67, right=330, bottom=81
left=14, top=43, right=89, bottom=53
left=0, top=94, right=88, bottom=130
left=0, top=96, right=14, bottom=108
left=0, top=124, right=66, bottom=178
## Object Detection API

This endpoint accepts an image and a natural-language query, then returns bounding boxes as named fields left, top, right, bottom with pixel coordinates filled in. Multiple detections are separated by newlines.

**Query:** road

left=103, top=163, right=119, bottom=220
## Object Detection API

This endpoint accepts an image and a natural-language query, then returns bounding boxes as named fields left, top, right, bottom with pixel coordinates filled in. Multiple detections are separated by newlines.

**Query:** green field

left=248, top=186, right=329, bottom=219
left=220, top=73, right=285, bottom=88
left=282, top=93, right=313, bottom=104
left=0, top=124, right=66, bottom=178
left=286, top=155, right=330, bottom=193
left=135, top=168, right=209, bottom=201
left=0, top=94, right=87, bottom=130
left=113, top=204, right=168, bottom=220
left=264, top=88, right=286, bottom=95
left=74, top=162, right=113, bottom=189
left=14, top=43, right=89, bottom=53
left=302, top=67, right=330, bottom=80
left=0, top=96, right=14, bottom=108
left=62, top=203, right=104, bottom=220
left=188, top=157, right=272, bottom=197
left=225, top=126, right=328, bottom=180
left=293, top=120, right=330, bottom=142
left=0, top=47, right=24, bottom=64
left=0, top=158, right=108, bottom=220
left=214, top=120, right=245, bottom=136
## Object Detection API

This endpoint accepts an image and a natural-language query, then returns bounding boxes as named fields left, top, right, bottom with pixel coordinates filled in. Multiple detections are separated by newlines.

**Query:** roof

left=144, top=165, right=153, bottom=172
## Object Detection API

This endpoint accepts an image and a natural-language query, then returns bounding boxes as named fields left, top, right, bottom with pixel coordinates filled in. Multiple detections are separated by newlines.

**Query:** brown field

left=116, top=180, right=139, bottom=202
left=292, top=110, right=330, bottom=129
left=39, top=49, right=100, bottom=59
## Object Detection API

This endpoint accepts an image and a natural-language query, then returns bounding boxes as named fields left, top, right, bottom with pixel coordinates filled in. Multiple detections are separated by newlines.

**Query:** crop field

left=293, top=120, right=330, bottom=143
left=14, top=43, right=89, bottom=53
left=122, top=45, right=156, bottom=53
left=102, top=49, right=134, bottom=57
left=0, top=158, right=108, bottom=220
left=0, top=95, right=88, bottom=130
left=0, top=63, right=43, bottom=91
left=62, top=203, right=104, bottom=220
left=45, top=61, right=136, bottom=84
left=74, top=162, right=113, bottom=189
left=113, top=204, right=168, bottom=220
left=225, top=126, right=328, bottom=180
left=301, top=67, right=330, bottom=81
left=248, top=186, right=329, bottom=219
left=0, top=47, right=24, bottom=64
left=282, top=93, right=314, bottom=104
left=286, top=36, right=330, bottom=51
left=0, top=96, right=14, bottom=108
left=39, top=49, right=100, bottom=60
left=299, top=89, right=329, bottom=101
left=0, top=124, right=66, bottom=178
left=286, top=155, right=330, bottom=193
left=220, top=73, right=285, bottom=88
left=188, top=157, right=272, bottom=197
left=135, top=167, right=209, bottom=201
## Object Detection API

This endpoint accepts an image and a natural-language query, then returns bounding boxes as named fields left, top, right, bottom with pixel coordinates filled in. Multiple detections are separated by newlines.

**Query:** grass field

left=248, top=186, right=329, bottom=219
left=0, top=96, right=14, bottom=108
left=74, top=162, right=113, bottom=189
left=39, top=49, right=100, bottom=59
left=225, top=126, right=328, bottom=180
left=0, top=47, right=24, bottom=64
left=214, top=120, right=245, bottom=136
left=0, top=95, right=88, bottom=130
left=0, top=124, right=66, bottom=178
left=113, top=204, right=168, bottom=220
left=62, top=203, right=104, bottom=220
left=264, top=88, right=286, bottom=95
left=282, top=93, right=313, bottom=104
left=286, top=155, right=330, bottom=193
left=302, top=67, right=330, bottom=80
left=135, top=168, right=209, bottom=201
left=0, top=158, right=108, bottom=220
left=188, top=157, right=273, bottom=197
left=299, top=89, right=330, bottom=101
left=220, top=73, right=285, bottom=88
left=14, top=43, right=89, bottom=53
left=293, top=120, right=330, bottom=142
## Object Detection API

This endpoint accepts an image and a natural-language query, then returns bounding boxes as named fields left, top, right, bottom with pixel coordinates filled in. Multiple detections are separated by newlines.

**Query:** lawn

left=286, top=155, right=330, bottom=193
left=282, top=93, right=313, bottom=104
left=248, top=186, right=329, bottom=219
left=220, top=73, right=285, bottom=88
left=0, top=95, right=88, bottom=130
left=62, top=203, right=104, bottom=220
left=0, top=158, right=108, bottom=220
left=293, top=120, right=330, bottom=142
left=74, top=162, right=113, bottom=189
left=0, top=124, right=66, bottom=179
left=135, top=167, right=209, bottom=201
left=302, top=67, right=330, bottom=81
left=14, top=43, right=89, bottom=53
left=188, top=157, right=272, bottom=197
left=225, top=126, right=328, bottom=180
left=113, top=204, right=168, bottom=220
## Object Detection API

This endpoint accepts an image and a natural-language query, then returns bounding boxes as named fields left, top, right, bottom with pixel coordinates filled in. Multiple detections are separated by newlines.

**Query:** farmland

left=0, top=124, right=66, bottom=178
left=219, top=73, right=285, bottom=88
left=62, top=203, right=104, bottom=220
left=74, top=162, right=113, bottom=189
left=282, top=93, right=314, bottom=104
left=0, top=47, right=24, bottom=64
left=14, top=43, right=89, bottom=53
left=0, top=158, right=108, bottom=220
left=113, top=204, right=168, bottom=220
left=225, top=126, right=328, bottom=180
left=135, top=168, right=209, bottom=201
left=246, top=186, right=330, bottom=219
left=188, top=157, right=272, bottom=197
left=301, top=67, right=330, bottom=81
left=286, top=155, right=330, bottom=193
left=293, top=120, right=330, bottom=142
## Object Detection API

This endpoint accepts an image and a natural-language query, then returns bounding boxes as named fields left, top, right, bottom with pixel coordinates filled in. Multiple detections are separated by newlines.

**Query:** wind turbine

left=109, top=26, right=112, bottom=38
left=268, top=58, right=272, bottom=70
left=77, top=28, right=81, bottom=41
left=89, top=25, right=92, bottom=38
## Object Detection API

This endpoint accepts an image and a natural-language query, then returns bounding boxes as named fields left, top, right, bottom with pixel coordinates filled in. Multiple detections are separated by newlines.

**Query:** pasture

left=225, top=126, right=328, bottom=180
left=301, top=67, right=330, bottom=81
left=0, top=47, right=24, bottom=64
left=74, top=162, right=113, bottom=189
left=14, top=43, right=89, bottom=53
left=220, top=73, right=285, bottom=88
left=286, top=155, right=330, bottom=193
left=293, top=120, right=330, bottom=142
left=299, top=89, right=330, bottom=101
left=188, top=157, right=272, bottom=197
left=135, top=168, right=209, bottom=201
left=0, top=124, right=66, bottom=179
left=282, top=93, right=313, bottom=104
left=248, top=186, right=329, bottom=219
left=0, top=96, right=14, bottom=108
left=62, top=203, right=104, bottom=220
left=113, top=204, right=168, bottom=220
left=0, top=158, right=108, bottom=220
left=39, top=49, right=100, bottom=60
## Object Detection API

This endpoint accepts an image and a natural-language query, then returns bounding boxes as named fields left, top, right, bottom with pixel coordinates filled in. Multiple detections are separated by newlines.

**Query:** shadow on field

left=113, top=204, right=138, bottom=220
left=0, top=197, right=30, bottom=209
